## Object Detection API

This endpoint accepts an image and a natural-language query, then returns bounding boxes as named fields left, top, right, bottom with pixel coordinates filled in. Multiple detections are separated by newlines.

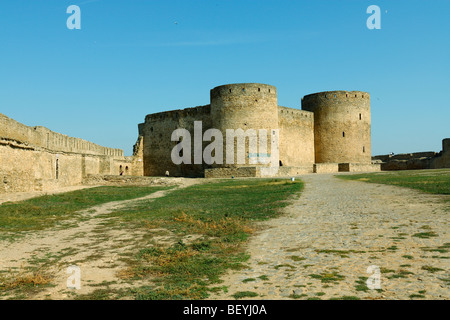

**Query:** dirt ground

left=0, top=174, right=448, bottom=300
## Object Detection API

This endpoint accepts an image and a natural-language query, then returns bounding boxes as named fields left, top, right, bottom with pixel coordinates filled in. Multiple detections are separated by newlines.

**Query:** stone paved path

left=211, top=174, right=449, bottom=300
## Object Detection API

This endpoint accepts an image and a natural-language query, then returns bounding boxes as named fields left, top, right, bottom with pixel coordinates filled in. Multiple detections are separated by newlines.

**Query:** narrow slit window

left=359, top=113, right=362, bottom=120
left=363, top=146, right=365, bottom=153
left=342, top=132, right=345, bottom=137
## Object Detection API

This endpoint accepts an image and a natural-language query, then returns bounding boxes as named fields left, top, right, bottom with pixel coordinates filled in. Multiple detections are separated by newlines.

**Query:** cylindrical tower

left=210, top=83, right=279, bottom=168
left=301, top=91, right=371, bottom=164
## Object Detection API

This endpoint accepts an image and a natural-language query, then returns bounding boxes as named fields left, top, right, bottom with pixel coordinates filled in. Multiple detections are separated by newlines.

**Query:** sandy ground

left=0, top=178, right=200, bottom=300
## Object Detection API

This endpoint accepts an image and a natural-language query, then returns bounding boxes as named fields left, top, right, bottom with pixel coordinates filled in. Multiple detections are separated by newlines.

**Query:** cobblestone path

left=211, top=174, right=449, bottom=300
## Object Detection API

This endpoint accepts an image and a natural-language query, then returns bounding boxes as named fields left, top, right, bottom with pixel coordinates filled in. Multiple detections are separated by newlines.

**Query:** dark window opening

left=359, top=113, right=362, bottom=120
left=229, top=89, right=232, bottom=93
left=279, top=160, right=283, bottom=167
left=342, top=132, right=345, bottom=137
left=258, top=88, right=260, bottom=92
left=363, top=146, right=365, bottom=153
left=56, top=159, right=59, bottom=180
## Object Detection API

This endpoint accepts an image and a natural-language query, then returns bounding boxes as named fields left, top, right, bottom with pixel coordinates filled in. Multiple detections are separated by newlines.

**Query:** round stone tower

left=301, top=91, right=371, bottom=164
left=210, top=83, right=279, bottom=167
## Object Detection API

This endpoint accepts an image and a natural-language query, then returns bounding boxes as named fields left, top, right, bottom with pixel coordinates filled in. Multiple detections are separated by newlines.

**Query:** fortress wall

left=313, top=163, right=339, bottom=173
left=210, top=83, right=279, bottom=168
left=204, top=167, right=260, bottom=178
left=431, top=138, right=450, bottom=169
left=0, top=113, right=130, bottom=193
left=142, top=105, right=212, bottom=177
left=0, top=113, right=123, bottom=157
left=278, top=106, right=314, bottom=167
left=338, top=163, right=381, bottom=172
left=302, top=91, right=371, bottom=164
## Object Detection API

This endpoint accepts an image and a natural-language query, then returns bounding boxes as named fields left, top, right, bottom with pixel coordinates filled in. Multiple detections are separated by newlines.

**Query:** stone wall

left=142, top=105, right=213, bottom=177
left=0, top=113, right=131, bottom=193
left=302, top=91, right=371, bottom=164
left=204, top=167, right=260, bottom=178
left=338, top=163, right=381, bottom=172
left=278, top=107, right=314, bottom=167
left=373, top=139, right=450, bottom=170
left=313, top=163, right=339, bottom=173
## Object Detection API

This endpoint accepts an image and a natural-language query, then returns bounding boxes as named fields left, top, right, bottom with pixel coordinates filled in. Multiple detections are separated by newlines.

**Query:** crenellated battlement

left=210, top=83, right=277, bottom=101
left=0, top=113, right=123, bottom=157
left=145, top=105, right=211, bottom=123
left=302, top=91, right=370, bottom=102
left=278, top=106, right=313, bottom=119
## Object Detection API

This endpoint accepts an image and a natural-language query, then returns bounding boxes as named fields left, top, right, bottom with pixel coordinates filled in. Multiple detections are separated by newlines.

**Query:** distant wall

left=0, top=113, right=129, bottom=193
left=278, top=107, right=314, bottom=167
left=338, top=163, right=381, bottom=172
left=431, top=138, right=450, bottom=169
left=373, top=139, right=450, bottom=171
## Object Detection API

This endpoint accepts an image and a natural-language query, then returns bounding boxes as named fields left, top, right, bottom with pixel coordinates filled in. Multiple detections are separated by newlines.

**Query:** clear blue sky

left=1, top=0, right=449, bottom=156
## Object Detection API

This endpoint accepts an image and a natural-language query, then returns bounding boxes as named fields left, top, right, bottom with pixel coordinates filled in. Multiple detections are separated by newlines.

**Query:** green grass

left=0, top=186, right=170, bottom=237
left=105, top=178, right=303, bottom=300
left=337, top=169, right=450, bottom=195
left=308, top=271, right=345, bottom=283
left=232, top=291, right=259, bottom=299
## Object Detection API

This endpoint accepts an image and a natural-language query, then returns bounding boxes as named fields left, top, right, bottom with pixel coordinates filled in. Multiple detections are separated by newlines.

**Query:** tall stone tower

left=210, top=83, right=279, bottom=168
left=301, top=91, right=371, bottom=164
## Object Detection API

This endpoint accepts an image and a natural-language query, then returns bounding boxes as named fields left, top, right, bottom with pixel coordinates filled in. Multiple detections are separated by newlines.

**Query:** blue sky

left=0, top=0, right=449, bottom=156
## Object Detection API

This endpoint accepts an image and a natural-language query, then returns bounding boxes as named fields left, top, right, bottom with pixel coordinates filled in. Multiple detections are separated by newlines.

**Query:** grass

left=232, top=291, right=259, bottom=299
left=336, top=169, right=450, bottom=195
left=0, top=186, right=170, bottom=237
left=104, top=178, right=303, bottom=300
left=308, top=271, right=345, bottom=283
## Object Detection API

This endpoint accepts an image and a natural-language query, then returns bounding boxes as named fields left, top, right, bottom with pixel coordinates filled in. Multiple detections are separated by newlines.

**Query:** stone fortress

left=1, top=82, right=448, bottom=193
left=138, top=83, right=380, bottom=178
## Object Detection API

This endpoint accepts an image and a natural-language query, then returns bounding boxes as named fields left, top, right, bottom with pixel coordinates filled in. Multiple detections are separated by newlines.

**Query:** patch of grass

left=421, top=265, right=444, bottom=273
left=0, top=269, right=52, bottom=297
left=421, top=243, right=449, bottom=254
left=258, top=275, right=269, bottom=281
left=109, top=179, right=303, bottom=300
left=0, top=186, right=170, bottom=236
left=409, top=294, right=426, bottom=299
left=274, top=264, right=296, bottom=270
left=232, top=291, right=259, bottom=299
left=387, top=270, right=414, bottom=279
left=308, top=272, right=345, bottom=283
left=330, top=296, right=361, bottom=300
left=242, top=278, right=256, bottom=283
left=289, top=256, right=306, bottom=262
left=314, top=249, right=364, bottom=258
left=413, top=232, right=439, bottom=239
left=336, top=169, right=450, bottom=195
left=402, top=255, right=414, bottom=260
left=290, top=293, right=307, bottom=299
